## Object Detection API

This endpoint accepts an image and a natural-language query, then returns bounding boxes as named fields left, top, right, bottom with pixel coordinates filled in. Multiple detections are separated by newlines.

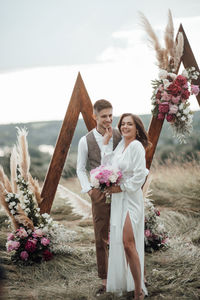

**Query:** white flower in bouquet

left=181, top=69, right=189, bottom=78
left=183, top=107, right=190, bottom=115
left=158, top=69, right=168, bottom=79
left=163, top=79, right=170, bottom=88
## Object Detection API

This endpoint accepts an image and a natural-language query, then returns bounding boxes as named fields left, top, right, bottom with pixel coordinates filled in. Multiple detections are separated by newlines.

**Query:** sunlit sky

left=0, top=0, right=200, bottom=124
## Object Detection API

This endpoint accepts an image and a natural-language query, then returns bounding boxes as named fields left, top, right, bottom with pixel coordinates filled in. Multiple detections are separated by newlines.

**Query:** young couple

left=77, top=99, right=150, bottom=299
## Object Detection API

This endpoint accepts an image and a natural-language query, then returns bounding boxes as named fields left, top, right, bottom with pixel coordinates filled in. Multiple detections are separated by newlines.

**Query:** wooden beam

left=39, top=73, right=94, bottom=213
left=178, top=24, right=200, bottom=106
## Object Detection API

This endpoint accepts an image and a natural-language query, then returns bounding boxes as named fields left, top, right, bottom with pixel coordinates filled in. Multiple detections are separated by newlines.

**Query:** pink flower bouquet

left=90, top=165, right=122, bottom=203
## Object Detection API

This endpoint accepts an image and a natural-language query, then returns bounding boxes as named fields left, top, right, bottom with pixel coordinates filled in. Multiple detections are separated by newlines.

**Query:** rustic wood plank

left=39, top=73, right=94, bottom=213
left=178, top=24, right=200, bottom=106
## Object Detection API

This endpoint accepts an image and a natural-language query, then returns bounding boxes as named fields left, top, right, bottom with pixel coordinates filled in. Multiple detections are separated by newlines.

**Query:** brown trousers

left=90, top=188, right=110, bottom=279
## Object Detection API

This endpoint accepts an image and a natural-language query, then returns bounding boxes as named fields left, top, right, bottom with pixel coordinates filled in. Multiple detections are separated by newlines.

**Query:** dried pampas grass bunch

left=0, top=128, right=43, bottom=230
left=139, top=9, right=184, bottom=72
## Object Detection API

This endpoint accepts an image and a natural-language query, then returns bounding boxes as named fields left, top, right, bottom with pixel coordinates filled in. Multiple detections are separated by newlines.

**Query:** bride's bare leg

left=123, top=213, right=144, bottom=299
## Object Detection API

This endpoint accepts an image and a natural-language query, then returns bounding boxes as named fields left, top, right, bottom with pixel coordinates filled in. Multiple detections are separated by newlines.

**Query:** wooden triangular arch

left=39, top=73, right=96, bottom=213
left=39, top=24, right=200, bottom=214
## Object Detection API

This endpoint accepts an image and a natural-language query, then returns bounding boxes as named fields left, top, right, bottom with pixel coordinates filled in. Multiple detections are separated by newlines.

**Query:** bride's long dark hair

left=118, top=113, right=151, bottom=149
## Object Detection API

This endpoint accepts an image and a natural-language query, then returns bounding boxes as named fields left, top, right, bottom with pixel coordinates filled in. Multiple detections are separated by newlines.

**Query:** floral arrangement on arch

left=0, top=128, right=74, bottom=265
left=140, top=10, right=200, bottom=143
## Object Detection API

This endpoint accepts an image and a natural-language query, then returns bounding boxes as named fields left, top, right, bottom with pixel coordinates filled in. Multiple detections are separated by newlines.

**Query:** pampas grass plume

left=16, top=127, right=30, bottom=181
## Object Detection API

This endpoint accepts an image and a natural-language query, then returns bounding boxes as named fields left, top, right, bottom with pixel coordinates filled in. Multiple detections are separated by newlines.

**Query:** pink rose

left=16, top=227, right=28, bottom=238
left=166, top=114, right=174, bottom=122
left=191, top=84, right=200, bottom=96
left=145, top=229, right=151, bottom=237
left=33, top=229, right=43, bottom=238
left=171, top=96, right=181, bottom=104
left=7, top=233, right=15, bottom=241
left=169, top=104, right=178, bottom=114
left=158, top=102, right=169, bottom=113
left=41, top=237, right=50, bottom=246
left=6, top=240, right=20, bottom=252
left=20, top=251, right=29, bottom=261
left=157, top=113, right=165, bottom=120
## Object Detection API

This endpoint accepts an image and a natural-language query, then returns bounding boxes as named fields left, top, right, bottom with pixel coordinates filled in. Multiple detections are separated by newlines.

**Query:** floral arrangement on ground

left=140, top=10, right=200, bottom=143
left=0, top=128, right=75, bottom=265
left=144, top=196, right=169, bottom=253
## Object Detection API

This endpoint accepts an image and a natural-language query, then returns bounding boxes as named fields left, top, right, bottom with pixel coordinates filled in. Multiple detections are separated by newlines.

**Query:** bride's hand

left=104, top=185, right=122, bottom=194
left=103, top=127, right=113, bottom=145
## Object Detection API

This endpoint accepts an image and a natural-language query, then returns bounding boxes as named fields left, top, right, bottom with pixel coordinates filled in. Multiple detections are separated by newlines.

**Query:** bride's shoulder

left=129, top=140, right=144, bottom=153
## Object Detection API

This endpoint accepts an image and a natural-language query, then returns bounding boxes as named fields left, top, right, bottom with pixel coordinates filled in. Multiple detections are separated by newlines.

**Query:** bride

left=101, top=113, right=150, bottom=300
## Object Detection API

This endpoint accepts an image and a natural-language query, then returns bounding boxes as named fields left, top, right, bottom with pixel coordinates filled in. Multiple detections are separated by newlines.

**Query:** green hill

left=0, top=111, right=199, bottom=180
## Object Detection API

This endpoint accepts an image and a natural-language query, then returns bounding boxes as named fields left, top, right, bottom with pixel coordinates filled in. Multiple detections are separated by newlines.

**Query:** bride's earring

left=136, top=129, right=140, bottom=137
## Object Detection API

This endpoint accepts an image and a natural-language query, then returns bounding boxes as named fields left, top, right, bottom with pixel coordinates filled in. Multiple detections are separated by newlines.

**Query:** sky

left=0, top=0, right=200, bottom=124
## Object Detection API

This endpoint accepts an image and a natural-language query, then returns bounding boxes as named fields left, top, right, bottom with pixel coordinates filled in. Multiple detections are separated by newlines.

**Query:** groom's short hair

left=93, top=99, right=113, bottom=114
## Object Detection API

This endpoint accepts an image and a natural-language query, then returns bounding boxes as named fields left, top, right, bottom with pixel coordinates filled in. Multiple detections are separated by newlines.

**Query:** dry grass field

left=0, top=160, right=200, bottom=300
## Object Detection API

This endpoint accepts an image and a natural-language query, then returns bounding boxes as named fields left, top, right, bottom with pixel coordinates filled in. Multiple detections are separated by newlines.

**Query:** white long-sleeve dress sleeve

left=102, top=139, right=148, bottom=296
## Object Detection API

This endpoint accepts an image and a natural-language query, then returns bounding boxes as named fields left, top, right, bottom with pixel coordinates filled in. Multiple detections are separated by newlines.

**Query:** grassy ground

left=0, top=162, right=200, bottom=300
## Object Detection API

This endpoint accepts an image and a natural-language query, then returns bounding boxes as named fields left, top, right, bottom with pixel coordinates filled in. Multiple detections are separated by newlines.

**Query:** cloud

left=0, top=15, right=199, bottom=124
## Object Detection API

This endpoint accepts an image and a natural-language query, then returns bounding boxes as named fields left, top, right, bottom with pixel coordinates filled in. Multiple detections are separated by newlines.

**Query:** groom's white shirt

left=77, top=128, right=114, bottom=193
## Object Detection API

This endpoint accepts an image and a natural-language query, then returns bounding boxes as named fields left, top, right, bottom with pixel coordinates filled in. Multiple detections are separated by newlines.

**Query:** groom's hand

left=104, top=185, right=122, bottom=194
left=103, top=127, right=113, bottom=145
left=88, top=189, right=93, bottom=197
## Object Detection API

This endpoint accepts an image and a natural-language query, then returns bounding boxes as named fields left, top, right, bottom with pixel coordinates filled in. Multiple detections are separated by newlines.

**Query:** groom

left=76, top=99, right=121, bottom=294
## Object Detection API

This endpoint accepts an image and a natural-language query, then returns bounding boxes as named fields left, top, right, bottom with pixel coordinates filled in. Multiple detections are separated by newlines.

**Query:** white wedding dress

left=101, top=139, right=148, bottom=296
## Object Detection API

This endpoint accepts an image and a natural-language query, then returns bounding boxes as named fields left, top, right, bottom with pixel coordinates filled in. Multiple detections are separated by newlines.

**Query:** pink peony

left=191, top=84, right=200, bottom=96
left=25, top=240, right=37, bottom=253
left=43, top=249, right=53, bottom=261
left=16, top=227, right=28, bottom=238
left=20, top=251, right=29, bottom=261
left=181, top=89, right=190, bottom=100
left=145, top=230, right=151, bottom=237
left=158, top=102, right=169, bottom=113
left=157, top=113, right=165, bottom=120
left=7, top=233, right=15, bottom=241
left=41, top=237, right=50, bottom=246
left=161, top=91, right=171, bottom=101
left=155, top=209, right=160, bottom=216
left=161, top=237, right=169, bottom=244
left=171, top=96, right=181, bottom=104
left=175, top=75, right=187, bottom=86
left=167, top=83, right=182, bottom=96
left=156, top=90, right=162, bottom=100
left=166, top=114, right=174, bottom=122
left=6, top=240, right=20, bottom=252
left=169, top=104, right=178, bottom=114
left=33, top=229, right=43, bottom=238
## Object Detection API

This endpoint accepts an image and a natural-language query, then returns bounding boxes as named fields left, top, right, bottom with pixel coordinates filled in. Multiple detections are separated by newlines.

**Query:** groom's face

left=94, top=108, right=113, bottom=129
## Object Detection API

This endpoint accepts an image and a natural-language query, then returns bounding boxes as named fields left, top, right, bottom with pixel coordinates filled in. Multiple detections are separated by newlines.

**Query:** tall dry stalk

left=139, top=11, right=166, bottom=69
left=164, top=9, right=175, bottom=58
left=140, top=9, right=184, bottom=72
left=10, top=145, right=18, bottom=193
left=16, top=127, right=30, bottom=181
left=28, top=174, right=43, bottom=205
left=0, top=182, right=18, bottom=230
